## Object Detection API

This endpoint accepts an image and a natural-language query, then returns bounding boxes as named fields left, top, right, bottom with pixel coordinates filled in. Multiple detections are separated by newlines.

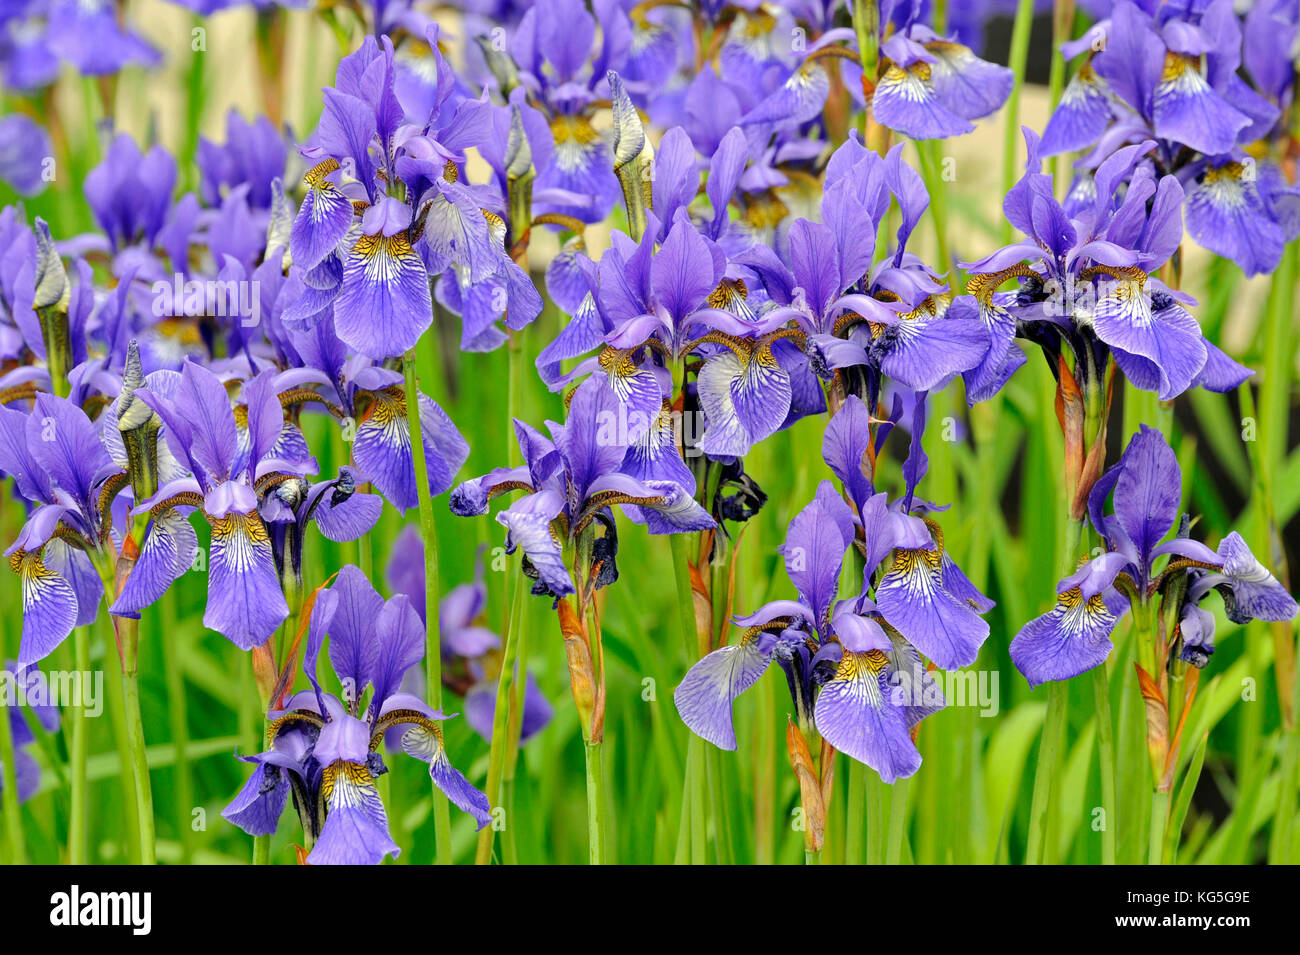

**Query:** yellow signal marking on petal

left=265, top=709, right=326, bottom=743
left=551, top=115, right=601, bottom=146
left=1057, top=585, right=1115, bottom=635
left=1159, top=52, right=1200, bottom=85
left=1203, top=162, right=1246, bottom=184
left=354, top=231, right=417, bottom=277
left=707, top=278, right=749, bottom=310
left=10, top=549, right=63, bottom=613
left=836, top=649, right=890, bottom=682
left=879, top=61, right=934, bottom=103
left=209, top=511, right=271, bottom=574
left=893, top=544, right=943, bottom=577
left=369, top=709, right=444, bottom=750
left=320, top=760, right=375, bottom=806
left=304, top=158, right=341, bottom=190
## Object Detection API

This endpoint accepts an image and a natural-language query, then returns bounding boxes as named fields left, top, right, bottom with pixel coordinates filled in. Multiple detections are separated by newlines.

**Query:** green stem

left=0, top=623, right=26, bottom=864
left=101, top=621, right=139, bottom=863
left=687, top=734, right=707, bottom=864
left=1001, top=0, right=1038, bottom=244
left=1091, top=662, right=1117, bottom=865
left=583, top=741, right=606, bottom=864
left=160, top=593, right=193, bottom=866
left=119, top=623, right=156, bottom=865
left=1025, top=516, right=1084, bottom=863
left=671, top=531, right=710, bottom=863
left=501, top=591, right=529, bottom=866
left=403, top=347, right=453, bottom=864
left=1025, top=681, right=1068, bottom=865
left=1147, top=789, right=1169, bottom=865
left=866, top=771, right=885, bottom=865
left=68, top=624, right=91, bottom=865
left=706, top=745, right=733, bottom=864
left=475, top=573, right=524, bottom=865
left=181, top=16, right=206, bottom=194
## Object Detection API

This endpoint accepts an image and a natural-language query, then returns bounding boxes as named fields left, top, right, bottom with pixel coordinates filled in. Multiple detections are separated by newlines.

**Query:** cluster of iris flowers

left=0, top=0, right=1296, bottom=866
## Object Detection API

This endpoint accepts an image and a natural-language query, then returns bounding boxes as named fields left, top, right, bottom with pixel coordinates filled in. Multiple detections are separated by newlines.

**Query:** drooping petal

left=352, top=388, right=469, bottom=513
left=1040, top=62, right=1113, bottom=156
left=1009, top=585, right=1129, bottom=688
left=1184, top=161, right=1285, bottom=277
left=308, top=762, right=400, bottom=865
left=109, top=507, right=197, bottom=617
left=1208, top=532, right=1299, bottom=624
left=1152, top=53, right=1250, bottom=157
left=813, top=649, right=921, bottom=783
left=394, top=714, right=492, bottom=829
left=204, top=511, right=289, bottom=650
left=926, top=40, right=1013, bottom=122
left=696, top=343, right=792, bottom=458
left=220, top=758, right=290, bottom=838
left=43, top=538, right=103, bottom=627
left=875, top=543, right=989, bottom=669
left=873, top=61, right=973, bottom=140
left=674, top=638, right=772, bottom=750
left=1092, top=283, right=1207, bottom=402
left=496, top=491, right=574, bottom=598
left=10, top=550, right=79, bottom=665
left=334, top=231, right=433, bottom=360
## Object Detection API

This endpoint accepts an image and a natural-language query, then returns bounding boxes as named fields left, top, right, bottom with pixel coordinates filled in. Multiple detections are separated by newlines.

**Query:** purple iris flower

left=498, top=0, right=674, bottom=225
left=450, top=376, right=714, bottom=599
left=84, top=135, right=178, bottom=255
left=741, top=137, right=987, bottom=401
left=272, top=323, right=470, bottom=514
left=0, top=0, right=159, bottom=89
left=870, top=2, right=1014, bottom=140
left=386, top=526, right=554, bottom=744
left=538, top=183, right=793, bottom=460
left=675, top=395, right=991, bottom=781
left=0, top=662, right=61, bottom=804
left=197, top=110, right=289, bottom=211
left=0, top=114, right=52, bottom=197
left=222, top=565, right=491, bottom=863
left=287, top=32, right=518, bottom=360
left=0, top=392, right=121, bottom=663
left=674, top=480, right=946, bottom=783
left=1040, top=0, right=1299, bottom=276
left=962, top=130, right=1252, bottom=405
left=112, top=360, right=318, bottom=649
left=1010, top=426, right=1297, bottom=687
